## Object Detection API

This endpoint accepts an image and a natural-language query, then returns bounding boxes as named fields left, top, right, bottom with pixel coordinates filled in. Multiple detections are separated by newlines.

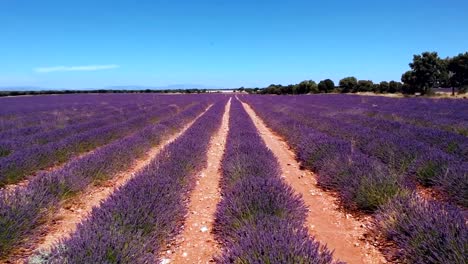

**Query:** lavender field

left=0, top=93, right=466, bottom=264
left=243, top=94, right=468, bottom=263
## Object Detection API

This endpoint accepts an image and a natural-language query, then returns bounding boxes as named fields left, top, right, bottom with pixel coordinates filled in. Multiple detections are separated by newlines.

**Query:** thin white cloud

left=34, top=64, right=120, bottom=73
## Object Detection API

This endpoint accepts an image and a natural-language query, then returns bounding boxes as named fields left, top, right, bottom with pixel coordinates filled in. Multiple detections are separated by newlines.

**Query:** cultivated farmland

left=0, top=93, right=466, bottom=264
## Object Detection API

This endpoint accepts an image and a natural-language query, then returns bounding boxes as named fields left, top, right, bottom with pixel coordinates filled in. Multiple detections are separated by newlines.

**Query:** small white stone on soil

left=201, top=226, right=209, bottom=232
left=160, top=258, right=171, bottom=264
left=182, top=252, right=188, bottom=257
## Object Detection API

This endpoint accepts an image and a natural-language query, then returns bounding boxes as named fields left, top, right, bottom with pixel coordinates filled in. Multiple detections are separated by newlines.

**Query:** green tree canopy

left=404, top=52, right=444, bottom=95
left=318, top=79, right=335, bottom=93
left=295, top=80, right=318, bottom=94
left=379, top=81, right=389, bottom=93
left=401, top=70, right=418, bottom=94
left=448, top=52, right=468, bottom=93
left=388, top=81, right=402, bottom=93
left=339, top=77, right=358, bottom=93
left=356, top=80, right=374, bottom=92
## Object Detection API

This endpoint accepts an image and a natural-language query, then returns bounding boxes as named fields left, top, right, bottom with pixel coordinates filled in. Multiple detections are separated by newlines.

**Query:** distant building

left=206, top=89, right=235, bottom=93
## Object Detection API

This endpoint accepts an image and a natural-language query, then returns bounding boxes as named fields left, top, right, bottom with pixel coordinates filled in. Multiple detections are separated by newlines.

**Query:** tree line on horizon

left=0, top=88, right=211, bottom=97
left=242, top=51, right=468, bottom=96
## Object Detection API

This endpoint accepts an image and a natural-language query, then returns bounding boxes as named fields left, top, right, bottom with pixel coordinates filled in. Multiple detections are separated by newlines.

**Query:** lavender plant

left=375, top=193, right=467, bottom=264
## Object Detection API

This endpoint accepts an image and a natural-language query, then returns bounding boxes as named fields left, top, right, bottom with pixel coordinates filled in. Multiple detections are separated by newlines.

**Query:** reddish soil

left=416, top=184, right=447, bottom=202
left=5, top=106, right=212, bottom=264
left=2, top=178, right=31, bottom=193
left=161, top=99, right=231, bottom=264
left=241, top=100, right=387, bottom=264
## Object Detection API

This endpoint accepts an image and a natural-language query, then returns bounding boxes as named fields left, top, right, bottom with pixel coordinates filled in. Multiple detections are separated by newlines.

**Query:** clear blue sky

left=1, top=0, right=467, bottom=89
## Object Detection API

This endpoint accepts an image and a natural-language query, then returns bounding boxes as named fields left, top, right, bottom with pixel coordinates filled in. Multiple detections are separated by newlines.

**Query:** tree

left=401, top=71, right=417, bottom=94
left=438, top=58, right=452, bottom=89
left=356, top=80, right=374, bottom=92
left=261, top=84, right=282, bottom=94
left=405, top=52, right=444, bottom=95
left=308, top=80, right=319, bottom=93
left=296, top=80, right=318, bottom=94
left=448, top=52, right=468, bottom=94
left=372, top=84, right=380, bottom=93
left=379, top=81, right=389, bottom=93
left=339, top=77, right=358, bottom=93
left=388, top=81, right=402, bottom=93
left=318, top=79, right=335, bottom=93
left=283, top=85, right=295, bottom=94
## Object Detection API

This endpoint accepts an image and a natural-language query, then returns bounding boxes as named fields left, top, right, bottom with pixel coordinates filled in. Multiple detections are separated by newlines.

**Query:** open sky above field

left=1, top=0, right=467, bottom=89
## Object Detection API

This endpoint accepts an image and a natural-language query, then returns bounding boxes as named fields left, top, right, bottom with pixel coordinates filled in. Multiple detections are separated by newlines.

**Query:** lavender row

left=0, top=101, right=193, bottom=187
left=0, top=94, right=168, bottom=134
left=0, top=93, right=162, bottom=116
left=0, top=95, right=172, bottom=142
left=0, top=107, right=108, bottom=140
left=35, top=99, right=227, bottom=263
left=375, top=193, right=467, bottom=263
left=265, top=96, right=468, bottom=161
left=256, top=94, right=467, bottom=136
left=288, top=94, right=468, bottom=136
left=0, top=105, right=101, bottom=132
left=294, top=105, right=466, bottom=206
left=0, top=100, right=212, bottom=257
left=296, top=94, right=468, bottom=123
left=0, top=101, right=151, bottom=144
left=0, top=101, right=172, bottom=156
left=336, top=112, right=468, bottom=160
left=246, top=96, right=467, bottom=206
left=0, top=96, right=126, bottom=132
left=0, top=106, right=168, bottom=186
left=214, top=99, right=338, bottom=263
left=273, top=100, right=467, bottom=173
left=243, top=96, right=467, bottom=263
left=242, top=97, right=407, bottom=212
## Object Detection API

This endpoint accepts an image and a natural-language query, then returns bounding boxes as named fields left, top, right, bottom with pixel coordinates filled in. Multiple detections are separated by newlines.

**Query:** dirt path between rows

left=161, top=99, right=231, bottom=264
left=6, top=106, right=213, bottom=264
left=241, top=100, right=386, bottom=264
